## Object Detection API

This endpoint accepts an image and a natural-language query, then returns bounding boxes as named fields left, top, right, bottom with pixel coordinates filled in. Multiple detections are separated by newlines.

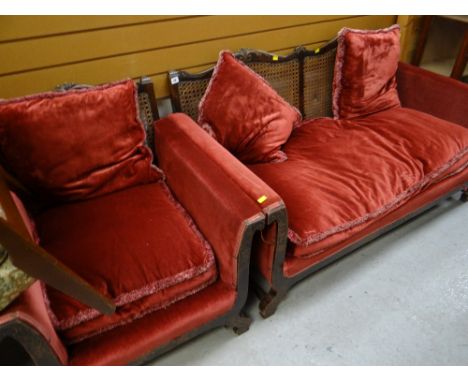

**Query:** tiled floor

left=151, top=193, right=468, bottom=365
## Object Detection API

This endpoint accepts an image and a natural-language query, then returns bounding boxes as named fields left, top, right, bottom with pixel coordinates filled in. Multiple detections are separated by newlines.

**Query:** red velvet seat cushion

left=0, top=80, right=161, bottom=202
left=198, top=51, right=301, bottom=164
left=333, top=25, right=401, bottom=119
left=35, top=181, right=217, bottom=344
left=248, top=107, right=468, bottom=258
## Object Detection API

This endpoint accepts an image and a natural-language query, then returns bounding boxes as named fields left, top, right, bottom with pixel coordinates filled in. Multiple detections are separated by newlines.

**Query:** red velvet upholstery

left=68, top=283, right=236, bottom=365
left=0, top=80, right=160, bottom=202
left=155, top=113, right=276, bottom=287
left=198, top=51, right=301, bottom=163
left=248, top=107, right=468, bottom=258
left=397, top=62, right=468, bottom=129
left=284, top=167, right=468, bottom=278
left=36, top=181, right=217, bottom=344
left=1, top=85, right=272, bottom=364
left=333, top=25, right=401, bottom=119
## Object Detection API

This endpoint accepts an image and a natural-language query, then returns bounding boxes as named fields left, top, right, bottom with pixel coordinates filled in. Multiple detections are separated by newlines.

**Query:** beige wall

left=0, top=15, right=397, bottom=99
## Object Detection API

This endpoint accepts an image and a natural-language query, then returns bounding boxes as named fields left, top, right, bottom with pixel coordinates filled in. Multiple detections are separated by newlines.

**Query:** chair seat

left=36, top=181, right=217, bottom=344
left=248, top=107, right=468, bottom=258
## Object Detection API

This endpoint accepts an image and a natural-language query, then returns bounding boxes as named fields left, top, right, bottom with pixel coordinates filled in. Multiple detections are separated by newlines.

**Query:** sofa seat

left=35, top=181, right=217, bottom=344
left=248, top=107, right=468, bottom=258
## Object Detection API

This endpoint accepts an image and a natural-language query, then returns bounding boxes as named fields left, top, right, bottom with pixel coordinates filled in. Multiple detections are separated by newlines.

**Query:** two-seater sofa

left=0, top=79, right=267, bottom=365
left=167, top=29, right=468, bottom=318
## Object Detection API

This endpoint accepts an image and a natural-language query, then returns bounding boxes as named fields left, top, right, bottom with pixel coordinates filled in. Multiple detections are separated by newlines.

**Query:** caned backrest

left=168, top=39, right=338, bottom=121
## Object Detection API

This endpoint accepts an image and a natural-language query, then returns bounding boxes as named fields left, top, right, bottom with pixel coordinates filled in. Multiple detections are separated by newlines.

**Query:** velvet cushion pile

left=37, top=181, right=217, bottom=344
left=0, top=80, right=160, bottom=202
left=198, top=51, right=301, bottom=163
left=248, top=107, right=468, bottom=258
left=333, top=25, right=401, bottom=119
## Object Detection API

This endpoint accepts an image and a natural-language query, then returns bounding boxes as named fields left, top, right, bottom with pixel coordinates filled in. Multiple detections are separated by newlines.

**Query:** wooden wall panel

left=0, top=15, right=397, bottom=99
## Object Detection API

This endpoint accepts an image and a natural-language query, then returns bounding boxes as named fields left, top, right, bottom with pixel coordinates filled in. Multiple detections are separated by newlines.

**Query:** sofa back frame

left=169, top=39, right=338, bottom=121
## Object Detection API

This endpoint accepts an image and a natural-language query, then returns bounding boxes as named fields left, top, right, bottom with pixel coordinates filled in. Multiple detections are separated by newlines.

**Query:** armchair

left=0, top=79, right=266, bottom=365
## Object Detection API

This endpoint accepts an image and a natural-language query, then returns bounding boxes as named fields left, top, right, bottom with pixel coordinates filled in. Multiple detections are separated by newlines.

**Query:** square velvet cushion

left=0, top=80, right=160, bottom=202
left=38, top=181, right=217, bottom=344
left=332, top=24, right=401, bottom=119
left=198, top=51, right=301, bottom=164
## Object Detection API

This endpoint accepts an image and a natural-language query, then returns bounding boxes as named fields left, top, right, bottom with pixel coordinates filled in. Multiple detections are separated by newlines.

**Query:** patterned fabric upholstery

left=0, top=245, right=34, bottom=311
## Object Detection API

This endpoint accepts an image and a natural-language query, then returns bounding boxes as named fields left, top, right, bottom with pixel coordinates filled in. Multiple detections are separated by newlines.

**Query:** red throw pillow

left=0, top=80, right=161, bottom=202
left=198, top=51, right=301, bottom=163
left=332, top=24, right=401, bottom=119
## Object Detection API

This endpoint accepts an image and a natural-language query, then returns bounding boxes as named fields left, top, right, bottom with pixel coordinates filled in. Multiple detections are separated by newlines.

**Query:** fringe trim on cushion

left=0, top=79, right=165, bottom=194
left=66, top=272, right=217, bottom=345
left=270, top=150, right=288, bottom=163
left=332, top=29, right=346, bottom=119
left=0, top=78, right=133, bottom=106
left=288, top=146, right=468, bottom=247
left=200, top=122, right=218, bottom=139
left=197, top=50, right=226, bottom=129
left=42, top=179, right=216, bottom=331
left=332, top=24, right=400, bottom=120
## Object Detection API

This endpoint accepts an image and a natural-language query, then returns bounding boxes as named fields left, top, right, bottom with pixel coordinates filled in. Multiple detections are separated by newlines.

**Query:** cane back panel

left=169, top=40, right=338, bottom=121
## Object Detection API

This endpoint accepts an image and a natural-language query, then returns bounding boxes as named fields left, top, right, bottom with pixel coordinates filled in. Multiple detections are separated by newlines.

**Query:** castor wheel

left=461, top=189, right=468, bottom=203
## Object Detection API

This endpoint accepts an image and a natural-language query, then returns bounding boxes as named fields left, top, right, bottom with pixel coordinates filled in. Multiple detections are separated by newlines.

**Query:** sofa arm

left=397, top=62, right=468, bottom=128
left=154, top=113, right=279, bottom=287
left=0, top=282, right=67, bottom=365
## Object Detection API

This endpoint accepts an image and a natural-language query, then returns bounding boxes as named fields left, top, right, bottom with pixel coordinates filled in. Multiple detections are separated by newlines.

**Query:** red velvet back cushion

left=198, top=51, right=301, bottom=164
left=0, top=80, right=161, bottom=202
left=333, top=24, right=401, bottom=119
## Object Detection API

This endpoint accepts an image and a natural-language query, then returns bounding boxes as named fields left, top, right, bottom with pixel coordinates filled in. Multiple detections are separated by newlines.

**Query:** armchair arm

left=154, top=113, right=280, bottom=287
left=397, top=62, right=468, bottom=128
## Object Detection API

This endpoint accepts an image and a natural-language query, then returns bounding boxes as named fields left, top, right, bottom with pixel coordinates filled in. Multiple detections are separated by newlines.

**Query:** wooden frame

left=133, top=213, right=264, bottom=365
left=0, top=79, right=266, bottom=365
left=167, top=41, right=468, bottom=318
left=169, top=39, right=338, bottom=121
left=255, top=184, right=468, bottom=318
left=0, top=212, right=264, bottom=365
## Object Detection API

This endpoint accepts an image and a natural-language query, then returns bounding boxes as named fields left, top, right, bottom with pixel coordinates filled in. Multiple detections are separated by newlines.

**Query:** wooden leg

left=258, top=288, right=287, bottom=319
left=225, top=312, right=252, bottom=335
left=412, top=15, right=433, bottom=66
left=461, top=188, right=468, bottom=203
left=451, top=30, right=468, bottom=80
